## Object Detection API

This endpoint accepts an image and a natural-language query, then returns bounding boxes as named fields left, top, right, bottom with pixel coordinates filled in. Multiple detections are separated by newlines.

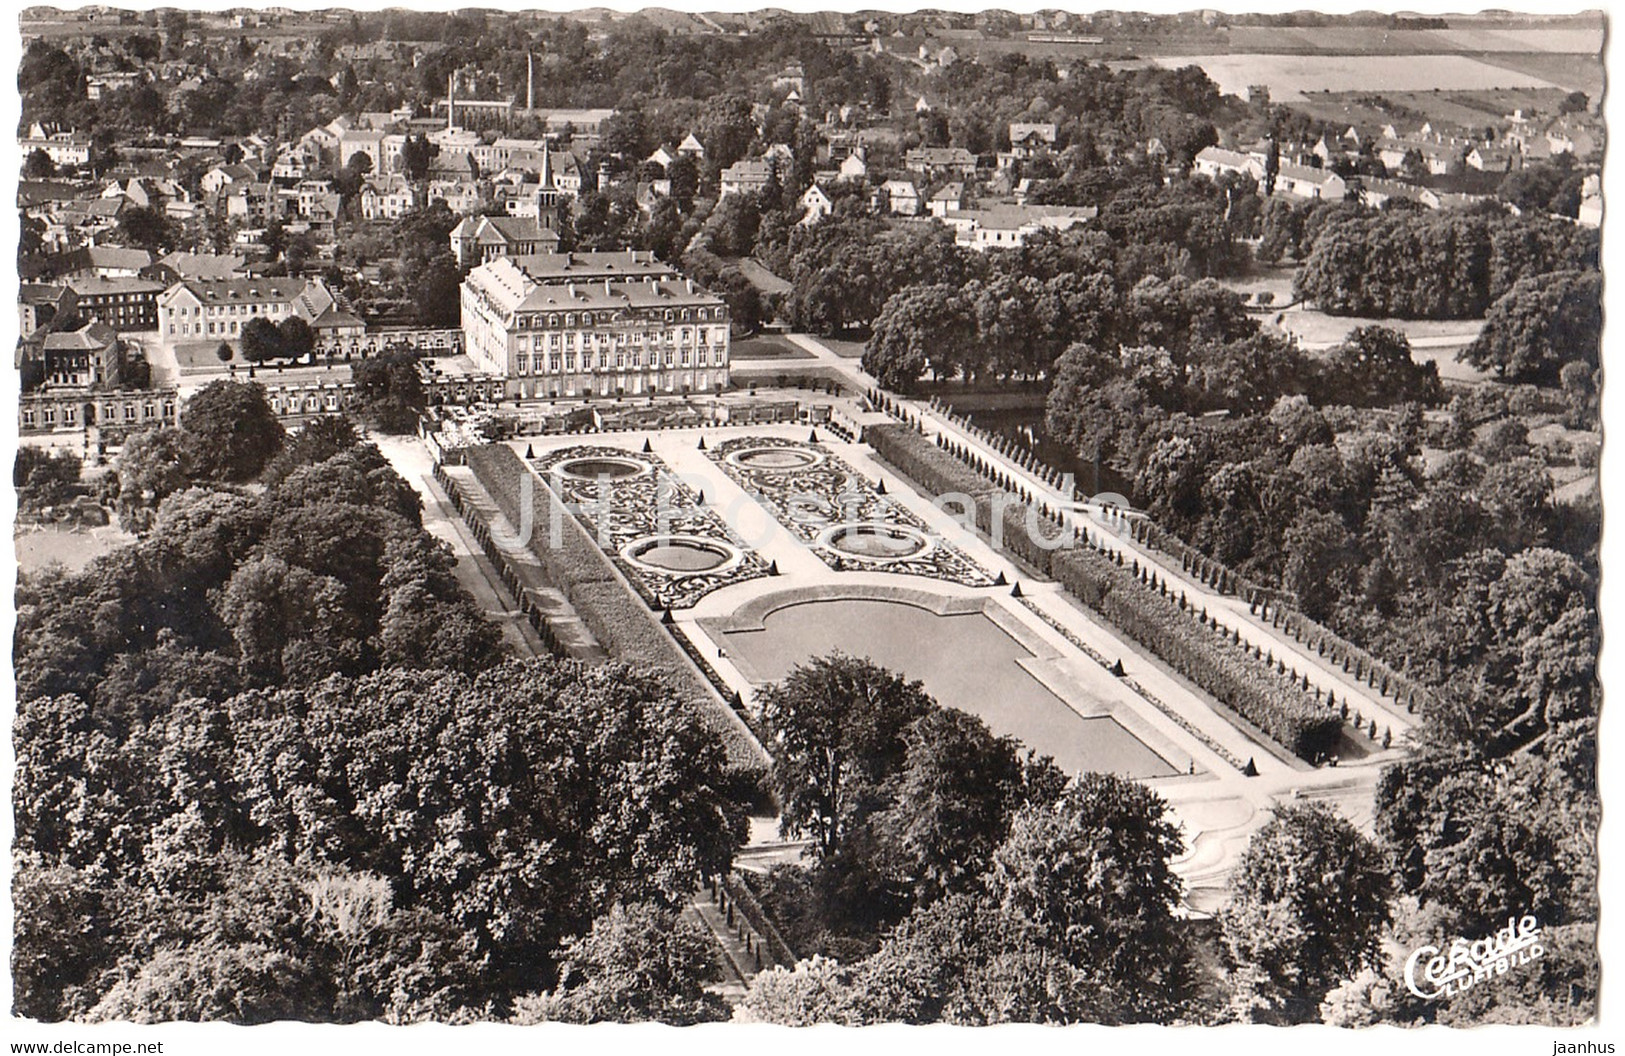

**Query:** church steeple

left=536, top=132, right=560, bottom=223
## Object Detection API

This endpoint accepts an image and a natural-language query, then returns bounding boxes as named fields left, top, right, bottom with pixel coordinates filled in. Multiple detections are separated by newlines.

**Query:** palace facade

left=460, top=251, right=731, bottom=399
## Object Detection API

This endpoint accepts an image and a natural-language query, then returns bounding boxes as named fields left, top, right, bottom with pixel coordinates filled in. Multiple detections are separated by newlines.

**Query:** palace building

left=459, top=251, right=731, bottom=399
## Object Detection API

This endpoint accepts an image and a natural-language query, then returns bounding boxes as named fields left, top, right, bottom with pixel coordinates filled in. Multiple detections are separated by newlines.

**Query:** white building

left=720, top=158, right=774, bottom=198
left=938, top=205, right=1096, bottom=250
left=799, top=183, right=834, bottom=225
left=19, top=131, right=92, bottom=168
left=1273, top=162, right=1347, bottom=201
left=360, top=174, right=417, bottom=220
left=879, top=179, right=921, bottom=216
left=460, top=251, right=730, bottom=399
left=157, top=276, right=337, bottom=346
left=1193, top=146, right=1265, bottom=181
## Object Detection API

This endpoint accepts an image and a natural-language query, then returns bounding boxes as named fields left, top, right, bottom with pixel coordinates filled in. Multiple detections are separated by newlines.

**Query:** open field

left=1473, top=52, right=1608, bottom=97
left=1221, top=24, right=1603, bottom=56
left=815, top=335, right=869, bottom=360
left=1149, top=52, right=1562, bottom=102
left=16, top=524, right=134, bottom=573
left=1272, top=307, right=1484, bottom=348
left=733, top=258, right=792, bottom=297
left=1288, top=86, right=1587, bottom=134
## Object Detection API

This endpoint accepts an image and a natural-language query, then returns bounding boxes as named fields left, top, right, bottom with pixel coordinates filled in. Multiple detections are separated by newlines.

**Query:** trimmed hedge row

left=568, top=581, right=692, bottom=681
left=1051, top=546, right=1341, bottom=761
left=865, top=426, right=1338, bottom=761
left=994, top=498, right=1072, bottom=577
left=464, top=443, right=617, bottom=597
left=869, top=422, right=1076, bottom=579
left=864, top=422, right=995, bottom=519
left=1128, top=511, right=1431, bottom=713
left=568, top=581, right=772, bottom=774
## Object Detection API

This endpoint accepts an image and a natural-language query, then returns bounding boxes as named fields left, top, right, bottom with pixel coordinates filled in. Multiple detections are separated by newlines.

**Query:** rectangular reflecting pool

left=721, top=598, right=1177, bottom=779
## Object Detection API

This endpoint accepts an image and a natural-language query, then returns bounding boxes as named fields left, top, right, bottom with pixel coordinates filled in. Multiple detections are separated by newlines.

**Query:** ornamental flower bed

left=534, top=445, right=772, bottom=610
left=463, top=443, right=770, bottom=777
left=709, top=435, right=992, bottom=587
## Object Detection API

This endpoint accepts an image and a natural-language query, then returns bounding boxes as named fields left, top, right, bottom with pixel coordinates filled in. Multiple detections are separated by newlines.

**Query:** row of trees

left=1293, top=208, right=1598, bottom=319
left=237, top=315, right=316, bottom=365
left=1035, top=329, right=1599, bottom=1024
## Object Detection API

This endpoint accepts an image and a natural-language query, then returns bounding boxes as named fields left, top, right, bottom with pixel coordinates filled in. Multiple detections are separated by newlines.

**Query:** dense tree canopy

left=1461, top=270, right=1603, bottom=383
left=743, top=773, right=1194, bottom=1025
left=15, top=658, right=745, bottom=1021
left=1221, top=804, right=1393, bottom=1023
left=178, top=380, right=285, bottom=482
left=20, top=433, right=499, bottom=710
left=1294, top=211, right=1597, bottom=319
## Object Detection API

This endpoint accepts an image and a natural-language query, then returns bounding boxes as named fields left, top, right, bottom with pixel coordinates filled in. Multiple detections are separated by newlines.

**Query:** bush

left=868, top=430, right=1371, bottom=760
left=1051, top=546, right=1340, bottom=760
left=997, top=499, right=1066, bottom=576
left=465, top=444, right=615, bottom=595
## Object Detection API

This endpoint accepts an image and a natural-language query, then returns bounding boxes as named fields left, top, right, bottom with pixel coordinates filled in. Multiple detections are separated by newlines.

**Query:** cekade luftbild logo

left=1404, top=915, right=1545, bottom=999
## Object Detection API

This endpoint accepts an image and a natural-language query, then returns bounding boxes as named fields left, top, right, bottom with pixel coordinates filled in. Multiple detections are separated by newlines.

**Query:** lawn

left=815, top=335, right=869, bottom=359
left=16, top=524, right=134, bottom=574
left=1271, top=305, right=1484, bottom=346
left=731, top=258, right=793, bottom=297
left=1213, top=263, right=1300, bottom=307
left=731, top=335, right=814, bottom=361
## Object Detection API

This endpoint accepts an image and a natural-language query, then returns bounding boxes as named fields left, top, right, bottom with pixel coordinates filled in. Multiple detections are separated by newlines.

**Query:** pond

left=723, top=598, right=1176, bottom=779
